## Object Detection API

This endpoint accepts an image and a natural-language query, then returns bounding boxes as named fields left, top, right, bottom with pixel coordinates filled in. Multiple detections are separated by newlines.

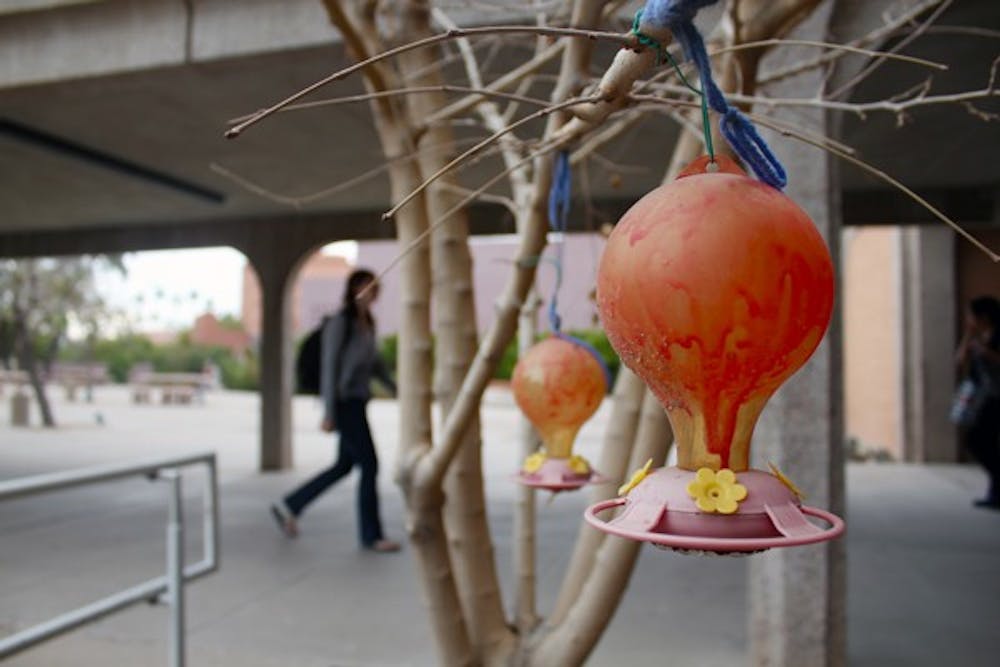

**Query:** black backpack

left=295, top=315, right=351, bottom=395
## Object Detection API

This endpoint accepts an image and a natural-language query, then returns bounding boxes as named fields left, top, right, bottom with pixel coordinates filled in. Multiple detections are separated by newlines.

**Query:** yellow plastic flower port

left=568, top=455, right=591, bottom=475
left=618, top=458, right=653, bottom=496
left=522, top=452, right=547, bottom=474
left=768, top=462, right=805, bottom=500
left=686, top=468, right=747, bottom=514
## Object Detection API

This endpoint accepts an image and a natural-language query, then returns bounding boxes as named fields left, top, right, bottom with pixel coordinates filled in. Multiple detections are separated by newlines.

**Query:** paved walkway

left=1, top=387, right=998, bottom=666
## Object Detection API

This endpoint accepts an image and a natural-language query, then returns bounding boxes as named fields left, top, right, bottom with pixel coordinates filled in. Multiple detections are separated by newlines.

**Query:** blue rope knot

left=641, top=0, right=788, bottom=189
left=644, top=0, right=715, bottom=26
left=630, top=10, right=668, bottom=65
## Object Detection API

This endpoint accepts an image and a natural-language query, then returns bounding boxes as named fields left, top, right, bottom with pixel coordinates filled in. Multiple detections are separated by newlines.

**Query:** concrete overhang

left=0, top=0, right=997, bottom=252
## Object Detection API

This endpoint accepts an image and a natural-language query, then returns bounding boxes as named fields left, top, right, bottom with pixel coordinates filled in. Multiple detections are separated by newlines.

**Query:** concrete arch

left=0, top=212, right=373, bottom=471
left=243, top=233, right=357, bottom=471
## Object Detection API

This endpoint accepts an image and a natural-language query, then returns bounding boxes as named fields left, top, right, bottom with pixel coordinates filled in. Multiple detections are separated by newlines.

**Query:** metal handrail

left=0, top=452, right=219, bottom=667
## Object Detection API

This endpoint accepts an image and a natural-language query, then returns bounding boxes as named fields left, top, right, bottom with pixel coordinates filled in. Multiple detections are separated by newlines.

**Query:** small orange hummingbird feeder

left=513, top=334, right=609, bottom=492
left=584, top=156, right=845, bottom=553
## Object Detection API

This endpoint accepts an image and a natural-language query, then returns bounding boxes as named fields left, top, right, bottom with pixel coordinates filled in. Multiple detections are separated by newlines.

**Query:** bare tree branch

left=630, top=93, right=999, bottom=262
left=713, top=37, right=947, bottom=71
left=432, top=7, right=534, bottom=204
left=383, top=94, right=604, bottom=221
left=759, top=0, right=945, bottom=85
left=226, top=24, right=636, bottom=139
left=828, top=0, right=954, bottom=99
left=228, top=84, right=553, bottom=125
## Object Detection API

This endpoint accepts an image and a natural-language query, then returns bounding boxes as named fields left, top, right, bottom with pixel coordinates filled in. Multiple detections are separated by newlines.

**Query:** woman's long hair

left=970, top=295, right=1000, bottom=351
left=342, top=268, right=377, bottom=327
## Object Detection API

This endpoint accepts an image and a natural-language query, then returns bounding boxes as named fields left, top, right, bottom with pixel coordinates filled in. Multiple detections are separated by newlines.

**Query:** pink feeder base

left=514, top=457, right=606, bottom=492
left=584, top=466, right=844, bottom=553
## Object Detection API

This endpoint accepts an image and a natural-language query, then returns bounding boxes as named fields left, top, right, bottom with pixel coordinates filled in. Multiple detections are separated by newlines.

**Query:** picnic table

left=130, top=372, right=208, bottom=405
left=49, top=363, right=109, bottom=402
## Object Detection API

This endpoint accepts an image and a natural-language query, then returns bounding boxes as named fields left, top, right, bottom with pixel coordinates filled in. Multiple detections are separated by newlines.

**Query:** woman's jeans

left=965, top=397, right=1000, bottom=502
left=284, top=399, right=385, bottom=546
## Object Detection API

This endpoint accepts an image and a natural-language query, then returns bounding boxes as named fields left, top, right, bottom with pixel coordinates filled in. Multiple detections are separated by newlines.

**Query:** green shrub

left=494, top=338, right=520, bottom=381
left=375, top=328, right=621, bottom=388
left=61, top=334, right=259, bottom=390
left=61, top=334, right=155, bottom=383
left=217, top=352, right=259, bottom=391
left=564, top=328, right=621, bottom=387
left=379, top=334, right=398, bottom=372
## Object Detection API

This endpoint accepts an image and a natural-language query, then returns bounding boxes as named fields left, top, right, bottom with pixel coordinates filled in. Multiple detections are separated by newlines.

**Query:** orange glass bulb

left=596, top=157, right=834, bottom=472
left=512, top=337, right=606, bottom=458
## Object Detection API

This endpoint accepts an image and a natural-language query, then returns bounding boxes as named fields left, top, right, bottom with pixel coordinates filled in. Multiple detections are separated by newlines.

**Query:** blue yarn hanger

left=635, top=0, right=787, bottom=189
left=547, top=150, right=572, bottom=334
left=545, top=151, right=613, bottom=390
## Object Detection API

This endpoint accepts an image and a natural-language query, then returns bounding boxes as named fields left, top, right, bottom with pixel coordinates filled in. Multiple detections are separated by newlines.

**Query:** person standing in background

left=954, top=296, right=1000, bottom=510
left=271, top=269, right=400, bottom=552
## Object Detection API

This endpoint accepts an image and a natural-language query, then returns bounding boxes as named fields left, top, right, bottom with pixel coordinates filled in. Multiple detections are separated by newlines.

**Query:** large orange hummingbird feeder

left=513, top=335, right=609, bottom=492
left=584, top=156, right=845, bottom=553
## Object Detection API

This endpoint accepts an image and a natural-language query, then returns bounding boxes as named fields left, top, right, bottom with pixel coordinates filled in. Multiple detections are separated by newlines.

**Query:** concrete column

left=747, top=4, right=845, bottom=666
left=900, top=226, right=957, bottom=461
left=250, top=255, right=297, bottom=471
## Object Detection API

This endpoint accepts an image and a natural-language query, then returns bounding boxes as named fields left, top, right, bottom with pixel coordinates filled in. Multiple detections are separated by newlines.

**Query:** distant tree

left=217, top=314, right=248, bottom=331
left=0, top=256, right=123, bottom=426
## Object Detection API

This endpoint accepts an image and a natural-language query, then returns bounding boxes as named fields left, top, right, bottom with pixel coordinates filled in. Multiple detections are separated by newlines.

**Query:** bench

left=49, top=363, right=109, bottom=402
left=130, top=372, right=207, bottom=405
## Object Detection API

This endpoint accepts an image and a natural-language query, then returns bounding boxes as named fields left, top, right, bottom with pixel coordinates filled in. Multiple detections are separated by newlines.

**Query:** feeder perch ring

left=584, top=497, right=845, bottom=553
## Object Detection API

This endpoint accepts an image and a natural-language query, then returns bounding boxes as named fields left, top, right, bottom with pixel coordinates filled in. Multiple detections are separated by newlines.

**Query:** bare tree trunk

left=548, top=368, right=644, bottom=624
left=13, top=311, right=54, bottom=427
left=321, top=4, right=473, bottom=664
left=392, top=4, right=515, bottom=662
left=532, top=390, right=673, bottom=665
left=514, top=291, right=542, bottom=633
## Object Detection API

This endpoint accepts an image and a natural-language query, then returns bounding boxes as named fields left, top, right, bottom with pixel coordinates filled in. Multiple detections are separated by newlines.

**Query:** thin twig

left=641, top=93, right=1000, bottom=262
left=383, top=94, right=603, bottom=221
left=919, top=25, right=1000, bottom=40
left=759, top=120, right=998, bottom=262
left=360, top=149, right=545, bottom=299
left=631, top=90, right=862, bottom=154
left=227, top=85, right=553, bottom=125
left=226, top=25, right=636, bottom=138
left=586, top=150, right=653, bottom=176
left=569, top=109, right=651, bottom=167
left=759, top=0, right=945, bottom=85
left=424, top=40, right=566, bottom=129
left=209, top=135, right=491, bottom=207
left=828, top=0, right=955, bottom=100
left=439, top=181, right=518, bottom=215
left=711, top=38, right=947, bottom=71
left=400, top=35, right=497, bottom=84
left=433, top=7, right=532, bottom=195
left=629, top=82, right=997, bottom=261
left=650, top=81, right=1000, bottom=121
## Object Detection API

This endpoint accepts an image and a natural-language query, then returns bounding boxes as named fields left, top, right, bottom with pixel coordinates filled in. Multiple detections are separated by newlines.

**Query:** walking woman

left=272, top=269, right=400, bottom=551
left=955, top=296, right=1000, bottom=509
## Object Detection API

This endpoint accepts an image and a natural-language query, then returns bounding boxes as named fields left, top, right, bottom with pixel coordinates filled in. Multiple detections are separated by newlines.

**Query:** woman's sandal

left=368, top=539, right=401, bottom=553
left=270, top=502, right=299, bottom=538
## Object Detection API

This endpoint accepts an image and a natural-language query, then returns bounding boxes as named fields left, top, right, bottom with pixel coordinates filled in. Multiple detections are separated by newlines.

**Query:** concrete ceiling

left=0, top=0, right=996, bottom=241
left=837, top=0, right=1000, bottom=194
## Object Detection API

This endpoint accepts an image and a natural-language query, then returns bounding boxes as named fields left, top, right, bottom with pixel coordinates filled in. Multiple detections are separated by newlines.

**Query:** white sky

left=96, top=242, right=357, bottom=333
